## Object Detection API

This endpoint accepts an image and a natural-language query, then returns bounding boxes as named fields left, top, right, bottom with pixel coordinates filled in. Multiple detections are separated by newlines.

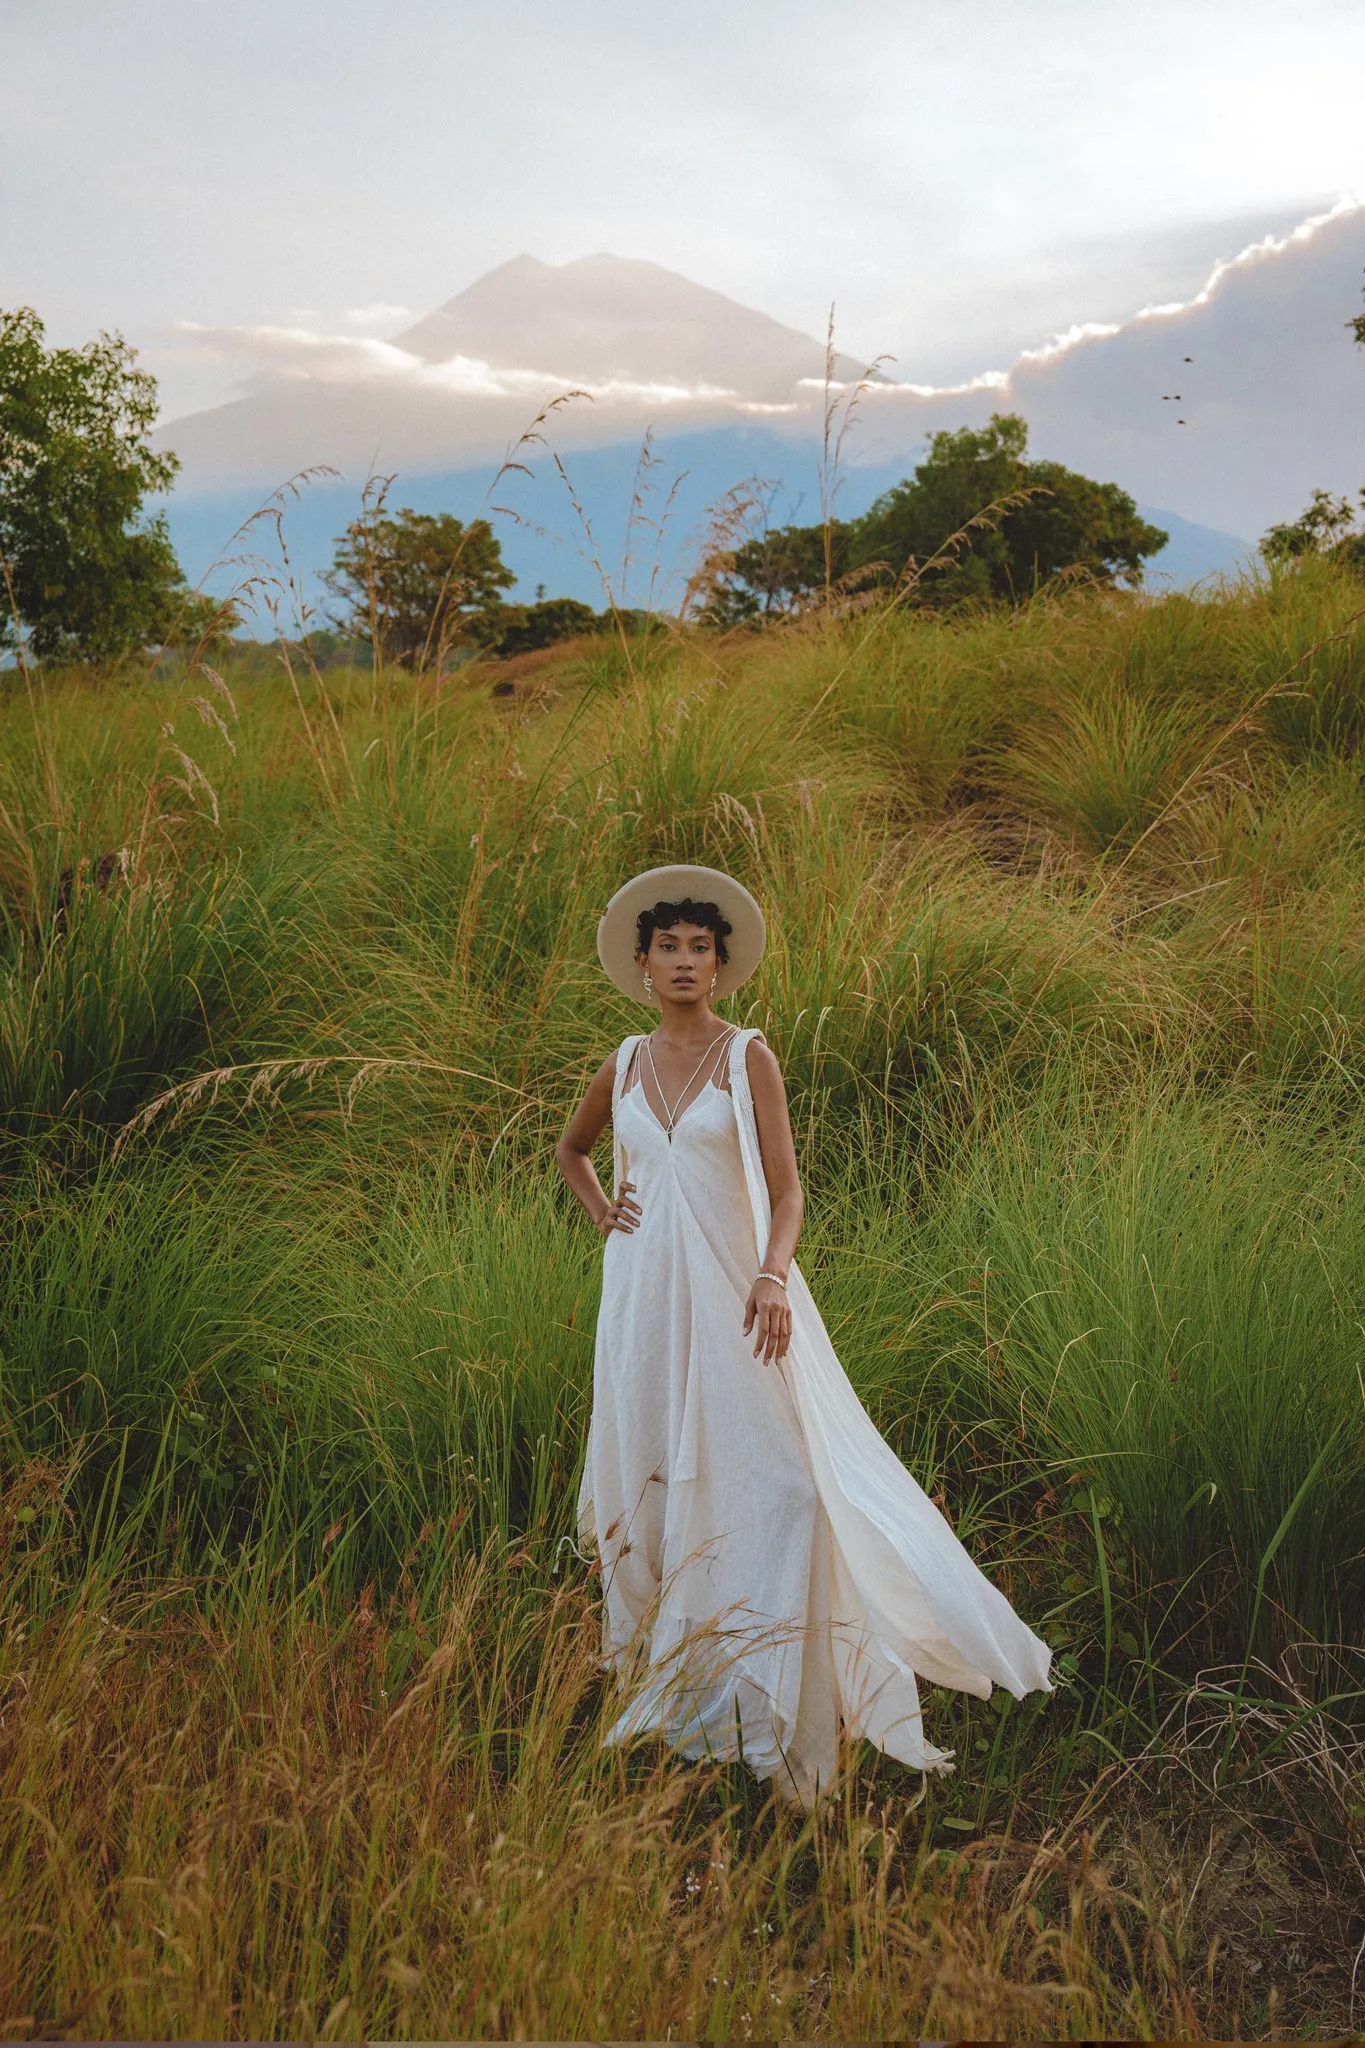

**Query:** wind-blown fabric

left=576, top=1026, right=1052, bottom=1808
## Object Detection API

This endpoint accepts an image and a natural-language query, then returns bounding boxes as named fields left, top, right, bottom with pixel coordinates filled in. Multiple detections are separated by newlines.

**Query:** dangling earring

left=709, top=973, right=717, bottom=995
left=643, top=971, right=653, bottom=997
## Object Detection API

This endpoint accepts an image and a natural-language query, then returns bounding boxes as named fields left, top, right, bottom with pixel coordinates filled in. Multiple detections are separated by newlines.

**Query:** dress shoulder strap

left=725, top=1026, right=773, bottom=1239
left=611, top=1033, right=643, bottom=1118
left=726, top=1024, right=768, bottom=1103
left=608, top=1033, right=643, bottom=1191
left=703, top=1024, right=738, bottom=1090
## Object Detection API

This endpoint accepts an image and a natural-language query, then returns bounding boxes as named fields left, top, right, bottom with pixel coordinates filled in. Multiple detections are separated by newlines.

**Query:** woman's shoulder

left=742, top=1031, right=782, bottom=1077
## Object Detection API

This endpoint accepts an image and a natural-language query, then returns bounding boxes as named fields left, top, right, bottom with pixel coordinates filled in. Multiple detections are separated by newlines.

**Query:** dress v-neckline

left=624, top=1028, right=734, bottom=1143
left=632, top=1073, right=720, bottom=1141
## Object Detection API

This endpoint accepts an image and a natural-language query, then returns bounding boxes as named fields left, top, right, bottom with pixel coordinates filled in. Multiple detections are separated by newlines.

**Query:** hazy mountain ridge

left=390, top=252, right=879, bottom=395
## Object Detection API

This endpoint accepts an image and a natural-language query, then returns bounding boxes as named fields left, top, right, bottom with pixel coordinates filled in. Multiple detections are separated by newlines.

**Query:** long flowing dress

left=575, top=1026, right=1052, bottom=1809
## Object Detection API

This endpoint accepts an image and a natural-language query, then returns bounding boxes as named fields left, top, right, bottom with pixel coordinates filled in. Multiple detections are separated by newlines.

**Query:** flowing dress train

left=575, top=1027, right=1052, bottom=1809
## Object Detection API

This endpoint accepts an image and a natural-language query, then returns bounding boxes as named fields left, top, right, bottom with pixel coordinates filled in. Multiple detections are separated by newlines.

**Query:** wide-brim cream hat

left=596, top=864, right=766, bottom=1009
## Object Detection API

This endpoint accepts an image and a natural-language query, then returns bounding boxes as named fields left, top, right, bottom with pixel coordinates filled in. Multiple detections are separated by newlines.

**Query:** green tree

left=0, top=305, right=207, bottom=662
left=325, top=506, right=514, bottom=667
left=700, top=414, right=1166, bottom=623
left=853, top=414, right=1167, bottom=604
left=699, top=522, right=852, bottom=626
left=1261, top=487, right=1365, bottom=572
left=487, top=596, right=599, bottom=657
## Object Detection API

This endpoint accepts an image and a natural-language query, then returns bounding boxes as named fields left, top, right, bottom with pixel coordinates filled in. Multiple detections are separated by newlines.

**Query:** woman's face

left=638, top=921, right=718, bottom=1004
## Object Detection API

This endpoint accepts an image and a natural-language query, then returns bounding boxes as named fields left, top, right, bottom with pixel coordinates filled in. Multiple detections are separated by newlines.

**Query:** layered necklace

left=642, top=1023, right=737, bottom=1141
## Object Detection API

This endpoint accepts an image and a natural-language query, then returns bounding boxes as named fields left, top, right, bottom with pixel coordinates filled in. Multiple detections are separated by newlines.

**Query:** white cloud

left=343, top=301, right=416, bottom=330
left=175, top=320, right=431, bottom=384
left=796, top=368, right=1013, bottom=400
left=852, top=196, right=1365, bottom=398
left=1127, top=195, right=1360, bottom=322
left=173, top=319, right=742, bottom=408
left=1015, top=323, right=1123, bottom=367
left=992, top=196, right=1365, bottom=375
left=889, top=372, right=1013, bottom=399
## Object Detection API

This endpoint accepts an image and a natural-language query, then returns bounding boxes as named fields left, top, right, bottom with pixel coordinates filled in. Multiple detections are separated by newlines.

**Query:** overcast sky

left=3, top=0, right=1364, bottom=420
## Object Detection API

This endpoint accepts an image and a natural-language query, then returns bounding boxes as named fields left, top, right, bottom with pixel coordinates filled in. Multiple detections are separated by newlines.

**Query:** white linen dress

left=575, top=1026, right=1052, bottom=1809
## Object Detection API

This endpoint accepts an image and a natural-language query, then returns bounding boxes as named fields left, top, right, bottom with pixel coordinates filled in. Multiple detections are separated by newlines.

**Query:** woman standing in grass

left=556, top=864, right=1052, bottom=1810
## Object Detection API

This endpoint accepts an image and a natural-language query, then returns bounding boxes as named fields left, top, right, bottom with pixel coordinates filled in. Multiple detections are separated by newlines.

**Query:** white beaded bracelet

left=756, top=1270, right=788, bottom=1288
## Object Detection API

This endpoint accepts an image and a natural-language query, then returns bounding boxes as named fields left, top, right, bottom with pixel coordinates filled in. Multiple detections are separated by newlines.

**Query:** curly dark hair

left=635, top=896, right=732, bottom=963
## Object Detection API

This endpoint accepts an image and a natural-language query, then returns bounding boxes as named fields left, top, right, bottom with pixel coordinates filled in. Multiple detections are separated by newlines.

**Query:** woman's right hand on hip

left=597, top=1179, right=641, bottom=1236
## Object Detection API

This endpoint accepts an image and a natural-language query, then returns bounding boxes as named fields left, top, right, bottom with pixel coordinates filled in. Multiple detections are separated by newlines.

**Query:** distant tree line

left=699, top=414, right=1170, bottom=625
left=325, top=418, right=1173, bottom=660
left=322, top=508, right=624, bottom=665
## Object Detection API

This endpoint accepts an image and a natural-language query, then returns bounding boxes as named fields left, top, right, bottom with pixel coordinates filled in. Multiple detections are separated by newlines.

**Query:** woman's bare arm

left=747, top=1037, right=804, bottom=1274
left=742, top=1036, right=803, bottom=1363
left=554, top=1050, right=642, bottom=1237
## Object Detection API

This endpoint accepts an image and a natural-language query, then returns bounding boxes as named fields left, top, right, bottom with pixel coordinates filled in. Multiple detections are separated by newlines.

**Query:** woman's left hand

left=744, top=1277, right=792, bottom=1366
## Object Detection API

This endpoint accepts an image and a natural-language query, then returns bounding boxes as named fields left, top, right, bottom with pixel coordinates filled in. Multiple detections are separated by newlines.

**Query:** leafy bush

left=0, top=306, right=209, bottom=661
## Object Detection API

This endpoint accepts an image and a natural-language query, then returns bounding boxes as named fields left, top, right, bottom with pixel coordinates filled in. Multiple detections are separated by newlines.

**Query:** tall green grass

left=2, top=557, right=1365, bottom=2033
left=3, top=566, right=1364, bottom=1627
left=890, top=1077, right=1365, bottom=1649
left=0, top=1151, right=596, bottom=1567
left=0, top=853, right=312, bottom=1157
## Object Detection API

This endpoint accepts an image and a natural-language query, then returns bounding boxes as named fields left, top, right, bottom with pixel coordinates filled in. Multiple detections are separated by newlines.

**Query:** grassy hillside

left=1, top=559, right=1363, bottom=2037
